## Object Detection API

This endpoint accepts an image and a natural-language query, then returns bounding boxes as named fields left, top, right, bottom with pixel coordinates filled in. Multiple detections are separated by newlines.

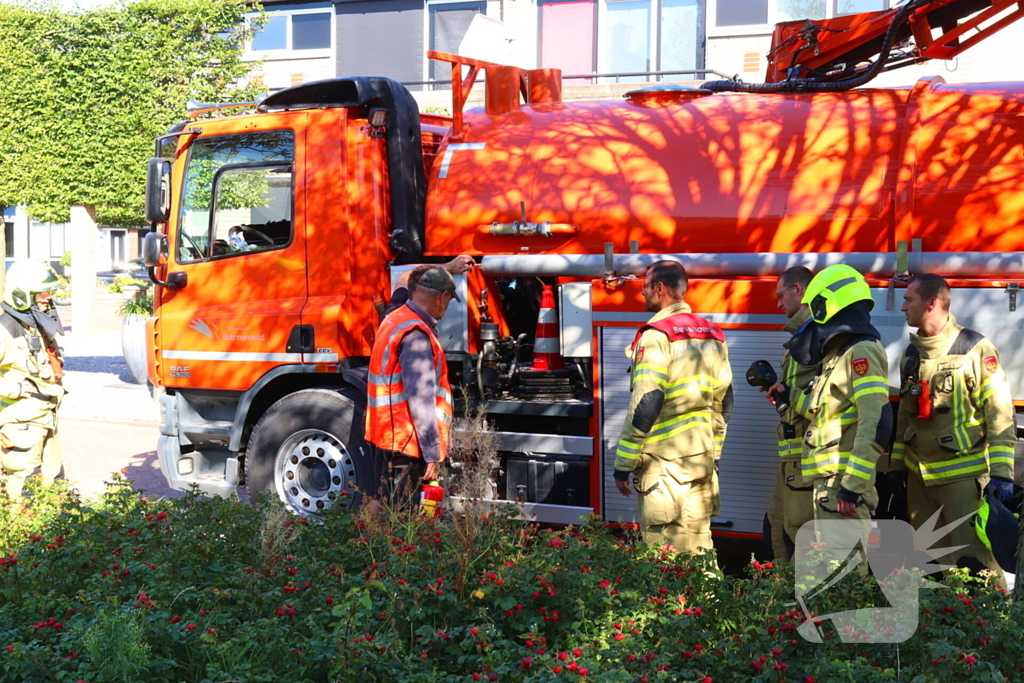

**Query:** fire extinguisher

left=420, top=480, right=444, bottom=518
left=909, top=380, right=932, bottom=420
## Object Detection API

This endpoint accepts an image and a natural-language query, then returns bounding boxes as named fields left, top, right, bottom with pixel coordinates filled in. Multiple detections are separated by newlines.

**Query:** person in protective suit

left=0, top=260, right=65, bottom=498
left=763, top=266, right=816, bottom=561
left=893, top=273, right=1013, bottom=580
left=613, top=260, right=734, bottom=558
left=789, top=265, right=892, bottom=567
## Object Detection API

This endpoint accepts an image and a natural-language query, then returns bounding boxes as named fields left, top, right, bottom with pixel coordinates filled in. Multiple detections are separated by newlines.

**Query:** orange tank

left=425, top=75, right=1024, bottom=259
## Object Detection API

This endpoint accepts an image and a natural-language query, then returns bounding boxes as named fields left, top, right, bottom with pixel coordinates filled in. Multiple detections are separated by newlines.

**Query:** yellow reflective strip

left=921, top=462, right=988, bottom=480
left=851, top=386, right=888, bottom=401
left=990, top=456, right=1015, bottom=467
left=989, top=445, right=1015, bottom=455
left=635, top=363, right=668, bottom=378
left=649, top=411, right=712, bottom=436
left=646, top=420, right=712, bottom=444
left=615, top=448, right=641, bottom=461
left=616, top=440, right=642, bottom=454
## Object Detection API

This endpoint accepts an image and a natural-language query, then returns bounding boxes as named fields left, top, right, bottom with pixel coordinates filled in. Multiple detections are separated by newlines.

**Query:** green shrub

left=107, top=274, right=147, bottom=294
left=0, top=476, right=1021, bottom=683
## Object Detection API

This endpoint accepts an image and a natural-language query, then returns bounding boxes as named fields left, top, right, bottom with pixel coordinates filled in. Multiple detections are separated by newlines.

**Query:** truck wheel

left=245, top=388, right=374, bottom=515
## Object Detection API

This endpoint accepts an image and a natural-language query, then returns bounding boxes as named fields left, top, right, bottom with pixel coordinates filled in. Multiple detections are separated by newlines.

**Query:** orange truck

left=141, top=0, right=1024, bottom=542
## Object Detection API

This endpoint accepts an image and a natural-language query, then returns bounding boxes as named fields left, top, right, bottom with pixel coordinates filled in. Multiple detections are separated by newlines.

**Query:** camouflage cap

left=417, top=266, right=461, bottom=302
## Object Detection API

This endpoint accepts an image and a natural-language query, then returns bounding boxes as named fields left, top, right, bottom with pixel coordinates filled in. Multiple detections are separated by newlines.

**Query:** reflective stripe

left=163, top=350, right=303, bottom=362
left=634, top=363, right=668, bottom=387
left=647, top=411, right=712, bottom=440
left=368, top=392, right=407, bottom=408
left=826, top=276, right=858, bottom=292
left=979, top=376, right=1002, bottom=403
left=534, top=337, right=560, bottom=353
left=665, top=377, right=715, bottom=399
left=918, top=452, right=989, bottom=481
left=616, top=439, right=643, bottom=461
left=778, top=439, right=802, bottom=458
left=988, top=445, right=1014, bottom=469
left=952, top=368, right=971, bottom=452
left=892, top=443, right=907, bottom=462
left=846, top=455, right=875, bottom=480
left=803, top=451, right=853, bottom=477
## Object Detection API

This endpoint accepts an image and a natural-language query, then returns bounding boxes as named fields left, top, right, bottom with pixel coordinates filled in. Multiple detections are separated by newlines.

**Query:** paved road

left=57, top=329, right=180, bottom=501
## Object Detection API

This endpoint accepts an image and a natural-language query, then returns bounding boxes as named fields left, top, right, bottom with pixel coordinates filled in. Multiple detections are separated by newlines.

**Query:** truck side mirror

left=145, top=157, right=171, bottom=223
left=142, top=231, right=168, bottom=267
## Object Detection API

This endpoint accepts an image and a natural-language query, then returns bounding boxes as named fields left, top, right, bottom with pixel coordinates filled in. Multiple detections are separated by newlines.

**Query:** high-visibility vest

left=366, top=305, right=453, bottom=460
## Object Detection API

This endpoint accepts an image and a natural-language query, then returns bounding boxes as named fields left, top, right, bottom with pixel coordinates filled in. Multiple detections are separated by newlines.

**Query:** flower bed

left=1, top=477, right=1022, bottom=683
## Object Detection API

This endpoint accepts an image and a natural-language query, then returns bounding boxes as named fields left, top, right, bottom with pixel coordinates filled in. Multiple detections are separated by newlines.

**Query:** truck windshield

left=178, top=130, right=294, bottom=263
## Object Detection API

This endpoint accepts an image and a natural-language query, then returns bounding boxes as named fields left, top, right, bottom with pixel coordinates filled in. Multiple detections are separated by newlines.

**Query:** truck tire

left=245, top=388, right=375, bottom=515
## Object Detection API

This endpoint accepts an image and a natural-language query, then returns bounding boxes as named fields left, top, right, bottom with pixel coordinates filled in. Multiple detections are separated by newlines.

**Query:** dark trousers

left=373, top=447, right=426, bottom=510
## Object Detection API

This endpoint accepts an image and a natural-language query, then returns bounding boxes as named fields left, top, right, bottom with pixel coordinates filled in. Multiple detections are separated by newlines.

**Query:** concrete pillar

left=69, top=205, right=101, bottom=334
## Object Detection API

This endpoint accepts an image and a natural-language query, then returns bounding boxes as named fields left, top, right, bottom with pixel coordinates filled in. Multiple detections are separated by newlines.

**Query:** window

left=3, top=222, right=13, bottom=259
left=178, top=131, right=295, bottom=263
left=540, top=0, right=596, bottom=80
left=249, top=6, right=332, bottom=53
left=539, top=0, right=704, bottom=82
left=710, top=0, right=826, bottom=29
left=716, top=0, right=766, bottom=26
left=835, top=0, right=887, bottom=15
left=603, top=0, right=652, bottom=80
left=661, top=0, right=702, bottom=74
left=429, top=2, right=486, bottom=81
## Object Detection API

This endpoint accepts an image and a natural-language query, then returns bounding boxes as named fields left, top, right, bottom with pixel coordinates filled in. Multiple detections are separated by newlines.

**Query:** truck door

left=158, top=117, right=309, bottom=391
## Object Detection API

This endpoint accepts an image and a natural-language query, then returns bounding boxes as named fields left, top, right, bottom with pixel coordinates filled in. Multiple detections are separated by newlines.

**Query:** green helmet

left=801, top=264, right=873, bottom=324
left=4, top=259, right=60, bottom=311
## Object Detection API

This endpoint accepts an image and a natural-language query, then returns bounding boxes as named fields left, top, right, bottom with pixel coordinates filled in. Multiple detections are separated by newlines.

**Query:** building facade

left=246, top=0, right=1024, bottom=99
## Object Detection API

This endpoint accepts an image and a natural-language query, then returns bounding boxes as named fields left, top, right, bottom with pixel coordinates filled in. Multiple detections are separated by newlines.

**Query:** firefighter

left=613, top=260, right=733, bottom=557
left=763, top=266, right=816, bottom=561
left=789, top=265, right=892, bottom=565
left=893, top=273, right=1014, bottom=578
left=366, top=266, right=458, bottom=508
left=0, top=260, right=65, bottom=498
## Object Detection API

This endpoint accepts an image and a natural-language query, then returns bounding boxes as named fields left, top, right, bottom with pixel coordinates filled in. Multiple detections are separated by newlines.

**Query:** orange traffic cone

left=530, top=285, right=565, bottom=371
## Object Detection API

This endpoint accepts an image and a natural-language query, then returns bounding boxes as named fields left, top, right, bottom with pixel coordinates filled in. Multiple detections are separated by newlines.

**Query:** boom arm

left=766, top=0, right=1024, bottom=84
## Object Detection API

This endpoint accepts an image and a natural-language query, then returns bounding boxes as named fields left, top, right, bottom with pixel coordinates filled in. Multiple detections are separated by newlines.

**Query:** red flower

left=170, top=615, right=181, bottom=624
left=965, top=656, right=977, bottom=665
left=185, top=623, right=196, bottom=631
left=520, top=656, right=532, bottom=669
left=614, top=633, right=626, bottom=641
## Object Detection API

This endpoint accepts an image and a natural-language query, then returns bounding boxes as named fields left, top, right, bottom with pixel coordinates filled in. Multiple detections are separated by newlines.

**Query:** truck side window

left=178, top=130, right=294, bottom=263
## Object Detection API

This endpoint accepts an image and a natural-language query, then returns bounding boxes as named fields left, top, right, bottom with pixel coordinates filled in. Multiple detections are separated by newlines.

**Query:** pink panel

left=541, top=1, right=595, bottom=77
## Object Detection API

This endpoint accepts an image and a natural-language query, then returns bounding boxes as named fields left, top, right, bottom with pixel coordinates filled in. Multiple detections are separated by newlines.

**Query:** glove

left=836, top=487, right=861, bottom=506
left=985, top=476, right=1015, bottom=504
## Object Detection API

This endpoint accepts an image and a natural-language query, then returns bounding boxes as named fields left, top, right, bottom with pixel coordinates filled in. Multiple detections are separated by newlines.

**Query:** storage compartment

left=501, top=453, right=590, bottom=507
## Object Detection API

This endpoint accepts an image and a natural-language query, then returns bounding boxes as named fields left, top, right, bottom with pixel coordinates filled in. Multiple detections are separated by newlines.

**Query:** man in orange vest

left=366, top=267, right=459, bottom=506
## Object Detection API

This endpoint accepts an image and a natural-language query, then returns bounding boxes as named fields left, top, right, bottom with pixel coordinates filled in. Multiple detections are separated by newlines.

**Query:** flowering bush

left=1, top=475, right=1023, bottom=682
